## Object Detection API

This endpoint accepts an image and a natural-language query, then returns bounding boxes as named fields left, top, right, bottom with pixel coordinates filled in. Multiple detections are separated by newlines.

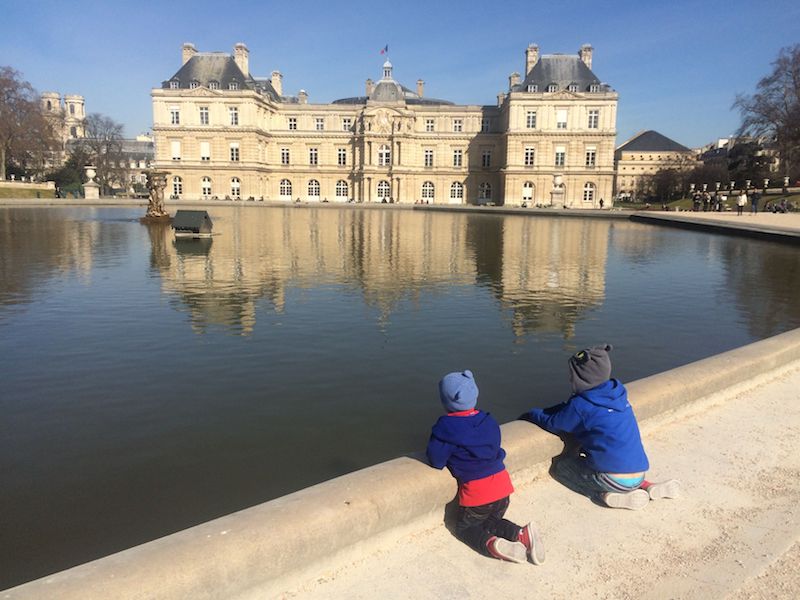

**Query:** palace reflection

left=146, top=207, right=610, bottom=338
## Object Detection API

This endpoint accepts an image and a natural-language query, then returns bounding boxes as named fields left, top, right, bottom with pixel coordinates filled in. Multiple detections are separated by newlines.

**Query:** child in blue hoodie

left=427, top=370, right=545, bottom=564
left=522, top=345, right=680, bottom=510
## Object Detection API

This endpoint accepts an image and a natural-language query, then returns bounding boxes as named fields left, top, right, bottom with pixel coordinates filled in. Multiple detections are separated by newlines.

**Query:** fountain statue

left=141, top=170, right=170, bottom=221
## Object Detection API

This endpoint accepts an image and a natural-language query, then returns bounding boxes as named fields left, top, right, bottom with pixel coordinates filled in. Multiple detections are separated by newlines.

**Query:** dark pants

left=455, top=496, right=520, bottom=556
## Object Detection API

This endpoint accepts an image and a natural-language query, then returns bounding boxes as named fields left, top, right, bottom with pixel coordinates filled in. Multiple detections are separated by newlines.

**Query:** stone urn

left=82, top=165, right=100, bottom=199
left=550, top=173, right=565, bottom=209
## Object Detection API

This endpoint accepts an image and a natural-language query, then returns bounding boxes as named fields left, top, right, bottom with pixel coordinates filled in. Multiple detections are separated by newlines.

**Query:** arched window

left=568, top=83, right=578, bottom=93
left=421, top=181, right=435, bottom=201
left=308, top=179, right=320, bottom=199
left=172, top=176, right=182, bottom=197
left=478, top=182, right=492, bottom=200
left=378, top=144, right=391, bottom=167
left=523, top=181, right=534, bottom=201
left=46, top=100, right=52, bottom=111
left=583, top=182, right=596, bottom=203
left=450, top=182, right=464, bottom=202
left=209, top=81, right=220, bottom=90
left=547, top=83, right=557, bottom=92
left=229, top=80, right=239, bottom=90
left=279, top=179, right=292, bottom=199
left=231, top=177, right=241, bottom=199
left=190, top=80, right=199, bottom=89
left=201, top=177, right=212, bottom=197
left=377, top=180, right=391, bottom=200
left=335, top=180, right=348, bottom=200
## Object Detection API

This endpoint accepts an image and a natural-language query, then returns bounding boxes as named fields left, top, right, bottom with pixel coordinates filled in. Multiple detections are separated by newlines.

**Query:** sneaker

left=518, top=523, right=546, bottom=565
left=602, top=488, right=650, bottom=510
left=646, top=479, right=681, bottom=500
left=486, top=536, right=527, bottom=564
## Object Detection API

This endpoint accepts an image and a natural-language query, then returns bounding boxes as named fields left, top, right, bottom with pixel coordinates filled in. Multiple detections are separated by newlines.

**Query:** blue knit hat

left=439, top=370, right=479, bottom=412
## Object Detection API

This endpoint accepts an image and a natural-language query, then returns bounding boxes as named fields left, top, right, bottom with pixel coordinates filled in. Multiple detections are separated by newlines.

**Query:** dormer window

left=547, top=84, right=557, bottom=93
left=209, top=81, right=220, bottom=90
left=169, top=80, right=179, bottom=89
left=190, top=80, right=199, bottom=89
left=589, top=84, right=600, bottom=93
left=229, top=81, right=239, bottom=90
left=527, top=84, right=538, bottom=93
left=568, top=84, right=578, bottom=93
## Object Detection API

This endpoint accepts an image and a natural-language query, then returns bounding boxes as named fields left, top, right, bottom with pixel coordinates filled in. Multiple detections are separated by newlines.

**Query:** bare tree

left=0, top=66, right=60, bottom=180
left=733, top=45, right=800, bottom=180
left=75, top=113, right=127, bottom=195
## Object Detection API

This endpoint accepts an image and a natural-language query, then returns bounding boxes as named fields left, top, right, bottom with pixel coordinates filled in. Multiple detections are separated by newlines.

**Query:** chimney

left=366, top=78, right=374, bottom=96
left=182, top=43, right=197, bottom=65
left=497, top=92, right=506, bottom=107
left=416, top=79, right=424, bottom=97
left=509, top=71, right=520, bottom=90
left=298, top=90, right=308, bottom=104
left=234, top=42, right=249, bottom=76
left=525, top=44, right=539, bottom=75
left=271, top=70, right=283, bottom=96
left=579, top=44, right=593, bottom=69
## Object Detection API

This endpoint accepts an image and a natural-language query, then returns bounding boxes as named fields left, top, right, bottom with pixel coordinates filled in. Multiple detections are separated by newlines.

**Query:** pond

left=1, top=205, right=799, bottom=587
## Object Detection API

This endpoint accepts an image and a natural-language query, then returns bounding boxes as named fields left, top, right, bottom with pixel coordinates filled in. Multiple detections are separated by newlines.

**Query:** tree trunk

left=0, top=145, right=6, bottom=181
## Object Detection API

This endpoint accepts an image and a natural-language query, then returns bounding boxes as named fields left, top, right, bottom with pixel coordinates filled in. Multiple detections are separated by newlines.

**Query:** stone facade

left=152, top=43, right=617, bottom=207
left=614, top=130, right=696, bottom=200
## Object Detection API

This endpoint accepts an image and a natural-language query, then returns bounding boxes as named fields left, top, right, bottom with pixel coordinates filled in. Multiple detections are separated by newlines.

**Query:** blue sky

left=2, top=0, right=798, bottom=148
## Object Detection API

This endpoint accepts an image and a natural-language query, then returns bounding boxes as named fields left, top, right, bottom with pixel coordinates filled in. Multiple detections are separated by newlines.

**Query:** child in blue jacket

left=522, top=345, right=679, bottom=510
left=427, top=370, right=544, bottom=564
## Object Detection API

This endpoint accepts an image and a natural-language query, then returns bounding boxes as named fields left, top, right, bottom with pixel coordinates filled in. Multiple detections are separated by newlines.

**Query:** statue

left=142, top=170, right=170, bottom=220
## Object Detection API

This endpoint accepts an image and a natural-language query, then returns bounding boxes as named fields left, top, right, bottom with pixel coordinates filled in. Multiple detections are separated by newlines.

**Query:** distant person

left=599, top=198, right=604, bottom=209
left=427, top=370, right=545, bottom=564
left=750, top=189, right=760, bottom=214
left=520, top=345, right=680, bottom=510
left=737, top=191, right=747, bottom=216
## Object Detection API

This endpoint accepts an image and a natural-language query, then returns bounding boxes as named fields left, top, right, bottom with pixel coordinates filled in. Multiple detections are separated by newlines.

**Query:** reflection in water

left=145, top=208, right=609, bottom=339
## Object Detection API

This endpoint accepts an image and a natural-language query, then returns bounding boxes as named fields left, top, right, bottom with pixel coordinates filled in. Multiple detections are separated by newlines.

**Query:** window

left=229, top=107, right=239, bottom=126
left=523, top=181, right=534, bottom=202
left=424, top=149, right=434, bottom=167
left=482, top=149, right=492, bottom=168
left=336, top=180, right=348, bottom=199
left=588, top=109, right=599, bottom=129
left=421, top=181, right=435, bottom=201
left=547, top=84, right=557, bottom=93
left=425, top=119, right=434, bottom=132
left=281, top=148, right=290, bottom=165
left=585, top=147, right=597, bottom=167
left=171, top=176, right=183, bottom=197
left=342, top=117, right=352, bottom=131
left=308, top=179, right=320, bottom=199
left=69, top=104, right=75, bottom=115
left=279, top=179, right=292, bottom=198
left=231, top=177, right=241, bottom=198
left=589, top=84, right=600, bottom=93
left=70, top=126, right=77, bottom=138
left=202, top=177, right=212, bottom=197
left=229, top=81, right=239, bottom=90
left=555, top=146, right=565, bottom=167
left=315, top=117, right=324, bottom=131
left=378, top=144, right=391, bottom=167
left=524, top=147, right=535, bottom=167
left=170, top=107, right=180, bottom=125
left=199, top=106, right=209, bottom=125
left=171, top=140, right=181, bottom=161
left=556, top=109, right=567, bottom=129
left=230, top=143, right=240, bottom=162
left=527, top=84, right=538, bottom=92
left=309, top=148, right=318, bottom=166
left=479, top=182, right=492, bottom=201
left=453, top=149, right=463, bottom=167
left=337, top=148, right=347, bottom=166
left=169, top=80, right=179, bottom=89
left=190, top=80, right=199, bottom=89
left=209, top=81, right=219, bottom=90
left=568, top=84, right=578, bottom=93
left=377, top=180, right=390, bottom=200
left=481, top=119, right=490, bottom=133
left=453, top=119, right=463, bottom=132
left=450, top=181, right=464, bottom=201
left=526, top=111, right=537, bottom=128
left=288, top=117, right=297, bottom=130
left=583, top=182, right=595, bottom=203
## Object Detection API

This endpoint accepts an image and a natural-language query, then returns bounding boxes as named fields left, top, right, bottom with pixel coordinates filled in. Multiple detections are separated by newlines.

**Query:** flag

left=380, top=44, right=388, bottom=55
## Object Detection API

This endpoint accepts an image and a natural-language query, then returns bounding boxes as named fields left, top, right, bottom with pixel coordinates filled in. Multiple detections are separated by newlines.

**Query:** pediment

left=550, top=89, right=580, bottom=100
left=184, top=87, right=221, bottom=97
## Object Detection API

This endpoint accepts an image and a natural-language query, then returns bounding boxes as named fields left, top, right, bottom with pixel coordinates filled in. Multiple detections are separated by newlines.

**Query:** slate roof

left=333, top=67, right=453, bottom=106
left=162, top=53, right=282, bottom=102
left=617, top=130, right=692, bottom=153
left=512, top=54, right=611, bottom=93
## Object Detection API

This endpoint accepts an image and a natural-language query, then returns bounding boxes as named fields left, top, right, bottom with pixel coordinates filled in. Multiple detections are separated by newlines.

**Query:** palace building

left=152, top=42, right=617, bottom=207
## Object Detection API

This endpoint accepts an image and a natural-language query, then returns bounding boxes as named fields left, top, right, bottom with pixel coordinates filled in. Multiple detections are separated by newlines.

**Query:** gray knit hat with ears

left=439, top=370, right=479, bottom=412
left=568, top=344, right=613, bottom=394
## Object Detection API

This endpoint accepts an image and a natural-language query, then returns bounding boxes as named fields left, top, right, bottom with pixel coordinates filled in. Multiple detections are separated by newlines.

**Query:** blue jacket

left=522, top=379, right=649, bottom=473
left=426, top=411, right=506, bottom=483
